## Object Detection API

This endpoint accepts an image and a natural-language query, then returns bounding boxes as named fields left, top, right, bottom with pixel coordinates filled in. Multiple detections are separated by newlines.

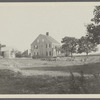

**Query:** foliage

left=15, top=51, right=22, bottom=58
left=87, top=23, right=100, bottom=44
left=91, top=6, right=100, bottom=24
left=68, top=71, right=89, bottom=94
left=77, top=36, right=98, bottom=55
left=61, top=37, right=78, bottom=57
left=87, top=6, right=100, bottom=44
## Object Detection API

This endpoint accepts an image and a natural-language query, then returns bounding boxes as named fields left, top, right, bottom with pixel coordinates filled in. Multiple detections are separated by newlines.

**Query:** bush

left=15, top=52, right=22, bottom=58
left=68, top=71, right=89, bottom=94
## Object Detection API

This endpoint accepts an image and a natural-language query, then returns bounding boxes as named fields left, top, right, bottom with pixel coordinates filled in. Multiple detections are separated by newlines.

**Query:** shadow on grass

left=0, top=68, right=100, bottom=94
left=21, top=62, right=100, bottom=74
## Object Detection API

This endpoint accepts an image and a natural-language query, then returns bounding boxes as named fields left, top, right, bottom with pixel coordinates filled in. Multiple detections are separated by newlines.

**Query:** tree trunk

left=71, top=52, right=73, bottom=58
left=86, top=52, right=88, bottom=58
left=86, top=52, right=88, bottom=56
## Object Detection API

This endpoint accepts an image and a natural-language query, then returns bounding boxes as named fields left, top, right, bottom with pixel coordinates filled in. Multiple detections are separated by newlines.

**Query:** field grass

left=0, top=56, right=100, bottom=94
left=21, top=62, right=100, bottom=74
left=0, top=69, right=70, bottom=94
left=0, top=69, right=99, bottom=94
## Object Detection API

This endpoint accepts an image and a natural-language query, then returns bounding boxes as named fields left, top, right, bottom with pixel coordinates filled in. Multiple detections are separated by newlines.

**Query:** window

left=34, top=52, right=36, bottom=55
left=46, top=51, right=48, bottom=56
left=49, top=44, right=51, bottom=48
left=34, top=45, right=38, bottom=49
left=49, top=51, right=51, bottom=56
left=46, top=44, right=51, bottom=48
left=46, top=44, right=48, bottom=48
left=42, top=39, right=44, bottom=42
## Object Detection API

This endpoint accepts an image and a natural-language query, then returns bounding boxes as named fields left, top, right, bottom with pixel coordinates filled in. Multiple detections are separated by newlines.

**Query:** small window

left=42, top=39, right=44, bottom=42
left=46, top=44, right=48, bottom=48
left=49, top=51, right=51, bottom=56
left=34, top=45, right=38, bottom=49
left=49, top=44, right=51, bottom=48
left=34, top=52, right=36, bottom=55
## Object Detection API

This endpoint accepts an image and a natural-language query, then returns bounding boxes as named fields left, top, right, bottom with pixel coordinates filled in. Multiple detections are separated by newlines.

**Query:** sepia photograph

left=0, top=2, right=100, bottom=96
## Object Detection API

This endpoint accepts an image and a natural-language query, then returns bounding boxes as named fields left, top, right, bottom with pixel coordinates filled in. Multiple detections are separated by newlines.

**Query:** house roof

left=1, top=47, right=15, bottom=51
left=40, top=34, right=60, bottom=44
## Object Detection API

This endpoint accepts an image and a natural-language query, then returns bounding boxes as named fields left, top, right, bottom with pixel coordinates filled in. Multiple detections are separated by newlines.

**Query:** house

left=31, top=32, right=61, bottom=58
left=1, top=47, right=15, bottom=58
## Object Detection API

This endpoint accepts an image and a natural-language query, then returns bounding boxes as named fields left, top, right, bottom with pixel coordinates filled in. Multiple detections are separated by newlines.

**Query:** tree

left=15, top=51, right=22, bottom=58
left=91, top=6, right=100, bottom=24
left=87, top=23, right=100, bottom=44
left=77, top=36, right=97, bottom=55
left=87, top=6, right=100, bottom=44
left=61, top=37, right=78, bottom=57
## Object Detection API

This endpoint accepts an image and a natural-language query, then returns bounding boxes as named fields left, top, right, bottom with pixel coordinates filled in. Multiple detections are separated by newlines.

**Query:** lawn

left=0, top=55, right=100, bottom=94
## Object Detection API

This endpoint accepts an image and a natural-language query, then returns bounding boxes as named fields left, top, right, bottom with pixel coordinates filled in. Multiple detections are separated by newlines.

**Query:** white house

left=31, top=32, right=61, bottom=58
left=1, top=47, right=15, bottom=58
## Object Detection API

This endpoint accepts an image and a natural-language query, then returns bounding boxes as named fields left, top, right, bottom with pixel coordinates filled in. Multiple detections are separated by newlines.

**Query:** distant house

left=22, top=50, right=29, bottom=57
left=22, top=49, right=31, bottom=57
left=1, top=47, right=15, bottom=58
left=31, top=32, right=61, bottom=58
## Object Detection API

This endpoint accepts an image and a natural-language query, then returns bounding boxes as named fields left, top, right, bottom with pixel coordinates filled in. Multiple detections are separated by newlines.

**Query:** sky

left=0, top=2, right=98, bottom=52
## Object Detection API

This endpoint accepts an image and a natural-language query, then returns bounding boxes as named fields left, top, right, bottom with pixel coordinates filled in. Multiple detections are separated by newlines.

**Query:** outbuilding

left=1, top=47, right=15, bottom=58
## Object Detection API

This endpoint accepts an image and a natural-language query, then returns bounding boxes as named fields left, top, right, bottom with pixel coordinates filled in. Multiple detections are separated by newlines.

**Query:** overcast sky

left=0, top=3, right=98, bottom=51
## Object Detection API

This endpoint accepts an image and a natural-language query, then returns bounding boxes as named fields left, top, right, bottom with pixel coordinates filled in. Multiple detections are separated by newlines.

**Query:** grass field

left=0, top=55, right=100, bottom=94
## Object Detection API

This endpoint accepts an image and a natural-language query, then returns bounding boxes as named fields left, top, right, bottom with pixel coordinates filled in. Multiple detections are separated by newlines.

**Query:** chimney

left=46, top=32, right=49, bottom=36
